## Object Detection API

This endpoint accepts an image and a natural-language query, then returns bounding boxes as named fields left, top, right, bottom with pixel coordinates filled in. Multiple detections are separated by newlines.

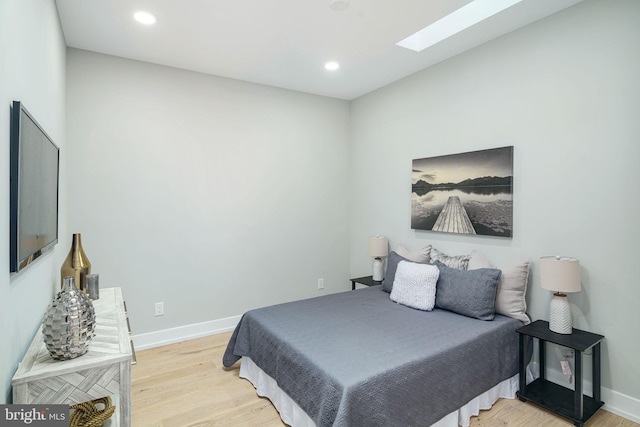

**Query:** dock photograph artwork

left=411, top=146, right=514, bottom=237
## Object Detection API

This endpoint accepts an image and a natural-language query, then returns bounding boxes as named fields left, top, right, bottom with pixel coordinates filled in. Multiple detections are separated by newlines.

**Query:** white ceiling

left=55, top=0, right=582, bottom=100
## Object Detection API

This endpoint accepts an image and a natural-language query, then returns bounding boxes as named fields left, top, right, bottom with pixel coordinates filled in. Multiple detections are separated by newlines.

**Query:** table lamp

left=539, top=256, right=581, bottom=334
left=368, top=236, right=388, bottom=281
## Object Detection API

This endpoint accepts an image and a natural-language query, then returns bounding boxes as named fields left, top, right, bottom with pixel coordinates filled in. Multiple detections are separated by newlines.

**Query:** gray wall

left=349, top=0, right=639, bottom=415
left=66, top=50, right=351, bottom=336
left=0, top=0, right=68, bottom=403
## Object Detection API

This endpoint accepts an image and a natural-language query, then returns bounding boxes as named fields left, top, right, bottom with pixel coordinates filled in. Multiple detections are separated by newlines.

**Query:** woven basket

left=70, top=396, right=116, bottom=427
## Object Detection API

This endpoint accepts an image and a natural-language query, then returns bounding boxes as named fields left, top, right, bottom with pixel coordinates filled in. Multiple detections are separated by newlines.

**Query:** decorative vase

left=42, top=276, right=96, bottom=360
left=61, top=233, right=92, bottom=293
left=549, top=292, right=572, bottom=334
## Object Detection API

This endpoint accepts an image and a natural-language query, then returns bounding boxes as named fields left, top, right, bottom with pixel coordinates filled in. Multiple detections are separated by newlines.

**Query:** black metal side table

left=516, top=320, right=604, bottom=427
left=350, top=275, right=382, bottom=290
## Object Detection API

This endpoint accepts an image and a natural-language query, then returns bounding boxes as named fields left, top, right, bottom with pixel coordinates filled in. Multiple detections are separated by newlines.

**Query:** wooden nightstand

left=350, top=276, right=382, bottom=290
left=516, top=320, right=604, bottom=427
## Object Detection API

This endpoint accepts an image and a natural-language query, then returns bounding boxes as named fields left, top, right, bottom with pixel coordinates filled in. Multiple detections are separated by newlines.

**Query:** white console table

left=12, top=287, right=135, bottom=427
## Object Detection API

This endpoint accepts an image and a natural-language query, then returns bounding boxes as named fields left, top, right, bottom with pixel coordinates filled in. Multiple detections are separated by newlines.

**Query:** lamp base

left=372, top=258, right=383, bottom=281
left=549, top=292, right=572, bottom=334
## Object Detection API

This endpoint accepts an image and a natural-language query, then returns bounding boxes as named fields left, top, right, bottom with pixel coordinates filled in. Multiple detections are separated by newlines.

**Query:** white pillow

left=390, top=261, right=439, bottom=311
left=396, top=244, right=431, bottom=264
left=468, top=250, right=530, bottom=324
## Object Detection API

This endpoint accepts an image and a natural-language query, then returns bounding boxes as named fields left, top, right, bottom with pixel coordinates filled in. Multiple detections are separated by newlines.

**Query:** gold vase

left=61, top=233, right=92, bottom=293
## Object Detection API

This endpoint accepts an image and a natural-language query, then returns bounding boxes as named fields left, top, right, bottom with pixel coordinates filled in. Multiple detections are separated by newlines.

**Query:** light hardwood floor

left=132, top=332, right=638, bottom=427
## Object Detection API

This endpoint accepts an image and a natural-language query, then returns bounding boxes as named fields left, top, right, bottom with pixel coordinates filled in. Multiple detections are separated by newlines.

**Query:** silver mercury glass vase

left=42, top=276, right=96, bottom=360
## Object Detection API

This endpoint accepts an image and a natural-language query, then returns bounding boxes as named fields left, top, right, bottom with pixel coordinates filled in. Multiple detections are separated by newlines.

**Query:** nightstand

left=516, top=320, right=604, bottom=427
left=350, top=276, right=382, bottom=290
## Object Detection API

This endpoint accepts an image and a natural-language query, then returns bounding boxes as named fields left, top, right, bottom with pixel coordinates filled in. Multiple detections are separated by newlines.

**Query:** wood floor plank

left=132, top=332, right=638, bottom=426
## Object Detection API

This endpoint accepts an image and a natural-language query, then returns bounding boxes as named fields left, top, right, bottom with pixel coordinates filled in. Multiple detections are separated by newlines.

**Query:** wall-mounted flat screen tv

left=9, top=101, right=60, bottom=273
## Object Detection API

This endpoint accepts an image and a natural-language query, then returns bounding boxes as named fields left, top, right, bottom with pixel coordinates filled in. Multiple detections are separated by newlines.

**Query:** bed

left=223, top=249, right=532, bottom=427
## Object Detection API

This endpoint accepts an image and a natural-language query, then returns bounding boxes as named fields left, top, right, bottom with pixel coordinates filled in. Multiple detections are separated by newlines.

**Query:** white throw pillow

left=390, top=261, right=439, bottom=311
left=468, top=250, right=530, bottom=324
left=396, top=244, right=431, bottom=264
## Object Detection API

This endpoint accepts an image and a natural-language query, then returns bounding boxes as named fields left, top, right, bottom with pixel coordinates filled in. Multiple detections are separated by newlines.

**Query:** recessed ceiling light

left=134, top=10, right=157, bottom=25
left=325, top=61, right=340, bottom=71
left=396, top=0, right=524, bottom=52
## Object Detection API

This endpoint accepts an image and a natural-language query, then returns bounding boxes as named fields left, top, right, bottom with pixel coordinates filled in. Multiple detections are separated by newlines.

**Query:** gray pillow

left=468, top=250, right=531, bottom=324
left=381, top=251, right=412, bottom=293
left=434, top=260, right=501, bottom=320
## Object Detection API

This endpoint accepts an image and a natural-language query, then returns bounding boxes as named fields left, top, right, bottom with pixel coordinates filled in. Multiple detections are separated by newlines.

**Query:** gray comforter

left=223, top=286, right=526, bottom=427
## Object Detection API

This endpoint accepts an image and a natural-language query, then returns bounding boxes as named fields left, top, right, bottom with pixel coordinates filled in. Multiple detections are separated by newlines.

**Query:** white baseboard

left=530, top=362, right=640, bottom=424
left=131, top=315, right=241, bottom=351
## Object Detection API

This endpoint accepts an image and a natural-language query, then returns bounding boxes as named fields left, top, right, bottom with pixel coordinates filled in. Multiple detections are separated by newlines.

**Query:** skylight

left=396, top=0, right=524, bottom=52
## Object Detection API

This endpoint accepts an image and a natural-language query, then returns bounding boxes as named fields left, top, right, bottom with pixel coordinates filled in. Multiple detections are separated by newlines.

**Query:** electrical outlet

left=155, top=302, right=164, bottom=317
left=318, top=278, right=325, bottom=290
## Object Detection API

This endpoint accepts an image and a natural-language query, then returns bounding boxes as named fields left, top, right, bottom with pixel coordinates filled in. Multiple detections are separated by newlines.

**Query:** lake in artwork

left=411, top=147, right=513, bottom=237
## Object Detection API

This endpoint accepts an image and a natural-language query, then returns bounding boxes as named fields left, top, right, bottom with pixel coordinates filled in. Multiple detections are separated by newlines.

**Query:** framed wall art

left=411, top=146, right=513, bottom=237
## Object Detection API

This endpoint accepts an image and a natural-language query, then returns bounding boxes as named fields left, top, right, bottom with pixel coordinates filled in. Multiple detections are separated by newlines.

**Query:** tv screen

left=9, top=101, right=60, bottom=273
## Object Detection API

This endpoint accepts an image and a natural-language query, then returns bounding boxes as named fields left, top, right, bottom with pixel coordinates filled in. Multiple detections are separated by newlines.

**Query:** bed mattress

left=223, top=286, right=526, bottom=427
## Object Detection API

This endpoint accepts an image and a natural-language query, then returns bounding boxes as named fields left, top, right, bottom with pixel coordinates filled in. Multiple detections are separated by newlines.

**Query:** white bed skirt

left=240, top=357, right=535, bottom=427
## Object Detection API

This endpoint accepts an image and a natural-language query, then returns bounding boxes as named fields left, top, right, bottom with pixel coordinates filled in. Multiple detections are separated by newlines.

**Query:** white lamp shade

left=539, top=256, right=581, bottom=293
left=368, top=236, right=388, bottom=258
